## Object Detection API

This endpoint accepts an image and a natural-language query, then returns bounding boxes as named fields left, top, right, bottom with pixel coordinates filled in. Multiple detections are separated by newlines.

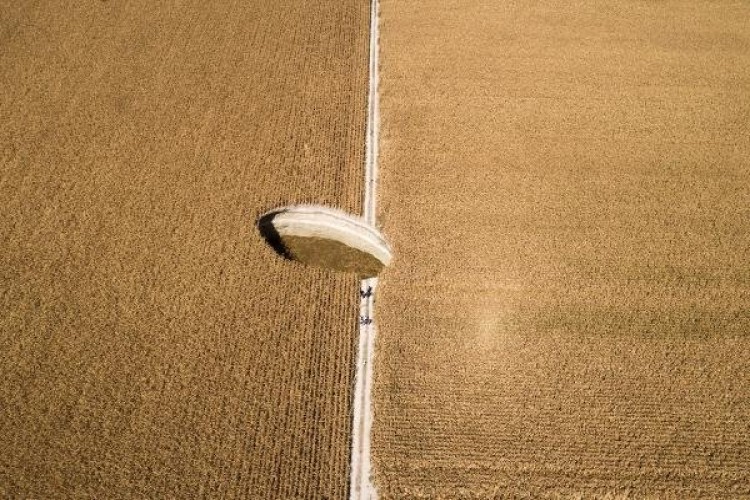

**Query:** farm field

left=372, top=0, right=750, bottom=497
left=3, top=0, right=750, bottom=498
left=0, top=1, right=369, bottom=498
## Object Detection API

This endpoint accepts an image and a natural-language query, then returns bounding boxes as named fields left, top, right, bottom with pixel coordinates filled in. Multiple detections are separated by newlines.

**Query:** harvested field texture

left=373, top=0, right=750, bottom=498
left=0, top=1, right=368, bottom=498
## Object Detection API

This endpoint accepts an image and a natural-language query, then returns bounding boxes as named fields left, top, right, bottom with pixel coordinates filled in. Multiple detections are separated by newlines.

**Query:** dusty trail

left=0, top=1, right=369, bottom=497
left=373, top=1, right=750, bottom=497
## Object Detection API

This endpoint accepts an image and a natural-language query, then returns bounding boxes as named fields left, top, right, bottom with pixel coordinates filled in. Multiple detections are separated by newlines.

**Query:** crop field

left=2, top=0, right=749, bottom=499
left=372, top=0, right=750, bottom=497
left=0, top=1, right=368, bottom=498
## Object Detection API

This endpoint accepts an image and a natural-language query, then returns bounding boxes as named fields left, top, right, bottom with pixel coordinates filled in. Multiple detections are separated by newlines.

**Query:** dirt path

left=0, top=1, right=368, bottom=497
left=373, top=1, right=750, bottom=497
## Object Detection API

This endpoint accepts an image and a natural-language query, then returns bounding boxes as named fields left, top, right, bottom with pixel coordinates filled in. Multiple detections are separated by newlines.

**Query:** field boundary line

left=350, top=0, right=380, bottom=498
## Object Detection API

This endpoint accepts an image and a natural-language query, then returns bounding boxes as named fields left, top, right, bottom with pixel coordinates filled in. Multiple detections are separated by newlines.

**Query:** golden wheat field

left=373, top=0, right=750, bottom=498
left=2, top=0, right=749, bottom=498
left=0, top=1, right=368, bottom=498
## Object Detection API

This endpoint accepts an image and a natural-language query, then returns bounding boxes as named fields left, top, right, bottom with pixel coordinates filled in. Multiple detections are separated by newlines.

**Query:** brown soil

left=0, top=1, right=368, bottom=498
left=373, top=0, right=750, bottom=498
